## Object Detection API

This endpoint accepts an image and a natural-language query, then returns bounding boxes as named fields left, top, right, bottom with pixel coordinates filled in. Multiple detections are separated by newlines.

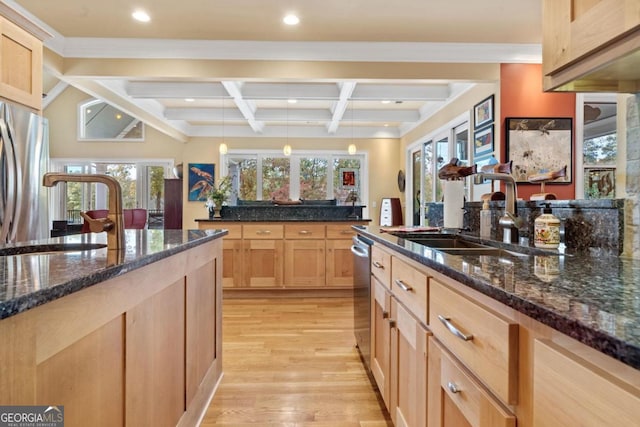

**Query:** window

left=581, top=97, right=617, bottom=199
left=49, top=159, right=171, bottom=225
left=224, top=150, right=366, bottom=204
left=79, top=99, right=144, bottom=141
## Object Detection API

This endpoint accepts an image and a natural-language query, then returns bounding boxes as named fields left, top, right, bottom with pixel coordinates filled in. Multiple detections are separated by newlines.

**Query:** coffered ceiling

left=6, top=0, right=543, bottom=141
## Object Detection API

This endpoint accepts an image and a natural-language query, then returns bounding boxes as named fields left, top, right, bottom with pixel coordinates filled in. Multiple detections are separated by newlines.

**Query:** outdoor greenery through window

left=227, top=151, right=365, bottom=203
left=583, top=134, right=617, bottom=199
left=53, top=160, right=169, bottom=225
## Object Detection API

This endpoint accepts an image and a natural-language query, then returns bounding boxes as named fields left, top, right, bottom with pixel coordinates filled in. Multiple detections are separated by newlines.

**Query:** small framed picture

left=340, top=168, right=358, bottom=189
left=473, top=124, right=494, bottom=158
left=474, top=95, right=494, bottom=129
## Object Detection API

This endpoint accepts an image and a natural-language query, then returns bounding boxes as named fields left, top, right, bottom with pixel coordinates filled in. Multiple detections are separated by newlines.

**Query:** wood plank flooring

left=201, top=297, right=392, bottom=426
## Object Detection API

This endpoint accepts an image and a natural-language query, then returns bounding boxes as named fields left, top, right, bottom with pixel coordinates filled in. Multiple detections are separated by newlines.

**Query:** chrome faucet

left=476, top=172, right=524, bottom=243
left=43, top=173, right=125, bottom=251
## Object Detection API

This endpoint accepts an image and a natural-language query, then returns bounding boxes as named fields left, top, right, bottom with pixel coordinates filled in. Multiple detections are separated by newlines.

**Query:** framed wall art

left=506, top=117, right=572, bottom=183
left=473, top=124, right=494, bottom=158
left=474, top=95, right=494, bottom=128
left=340, top=168, right=359, bottom=189
left=188, top=163, right=215, bottom=201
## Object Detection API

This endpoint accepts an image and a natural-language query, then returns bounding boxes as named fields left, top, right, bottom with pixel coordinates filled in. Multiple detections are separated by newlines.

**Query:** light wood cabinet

left=200, top=221, right=366, bottom=290
left=389, top=297, right=428, bottom=427
left=0, top=16, right=43, bottom=110
left=371, top=276, right=392, bottom=408
left=543, top=0, right=640, bottom=92
left=0, top=239, right=223, bottom=427
left=533, top=339, right=640, bottom=427
left=428, top=337, right=516, bottom=427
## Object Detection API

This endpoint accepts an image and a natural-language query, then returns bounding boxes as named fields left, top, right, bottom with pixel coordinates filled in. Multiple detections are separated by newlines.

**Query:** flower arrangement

left=204, top=175, right=233, bottom=208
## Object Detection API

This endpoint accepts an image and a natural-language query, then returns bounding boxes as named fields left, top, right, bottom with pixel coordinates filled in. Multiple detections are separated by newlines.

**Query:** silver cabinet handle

left=438, top=315, right=473, bottom=341
left=394, top=279, right=413, bottom=292
left=447, top=382, right=460, bottom=394
left=256, top=230, right=272, bottom=235
left=298, top=230, right=311, bottom=235
left=372, top=261, right=384, bottom=269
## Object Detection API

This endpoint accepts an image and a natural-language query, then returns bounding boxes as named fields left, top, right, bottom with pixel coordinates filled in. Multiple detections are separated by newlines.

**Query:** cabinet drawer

left=533, top=339, right=640, bottom=427
left=221, top=224, right=242, bottom=239
left=243, top=224, right=284, bottom=239
left=284, top=224, right=325, bottom=239
left=429, top=280, right=518, bottom=405
left=438, top=340, right=516, bottom=427
left=390, top=257, right=428, bottom=325
left=326, top=224, right=356, bottom=239
left=371, top=245, right=391, bottom=289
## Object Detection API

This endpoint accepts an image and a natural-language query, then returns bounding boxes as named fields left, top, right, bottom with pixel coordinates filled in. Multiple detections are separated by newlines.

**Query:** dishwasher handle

left=351, top=236, right=371, bottom=258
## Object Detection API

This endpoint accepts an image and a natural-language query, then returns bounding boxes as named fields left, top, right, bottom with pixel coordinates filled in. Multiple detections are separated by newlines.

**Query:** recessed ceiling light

left=381, top=100, right=391, bottom=104
left=132, top=10, right=151, bottom=22
left=288, top=99, right=297, bottom=104
left=185, top=98, right=194, bottom=102
left=384, top=123, right=389, bottom=127
left=283, top=14, right=300, bottom=25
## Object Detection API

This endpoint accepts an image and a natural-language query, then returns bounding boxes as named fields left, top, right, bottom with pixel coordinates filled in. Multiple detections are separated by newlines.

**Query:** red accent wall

left=500, top=64, right=577, bottom=200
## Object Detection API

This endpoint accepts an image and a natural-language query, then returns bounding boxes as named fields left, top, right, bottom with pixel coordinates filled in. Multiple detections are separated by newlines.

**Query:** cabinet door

left=533, top=339, right=640, bottom=427
left=283, top=239, right=325, bottom=286
left=371, top=277, right=392, bottom=407
left=0, top=18, right=42, bottom=110
left=326, top=239, right=354, bottom=287
left=243, top=239, right=284, bottom=287
left=390, top=298, right=428, bottom=427
left=222, top=239, right=243, bottom=288
left=428, top=337, right=516, bottom=427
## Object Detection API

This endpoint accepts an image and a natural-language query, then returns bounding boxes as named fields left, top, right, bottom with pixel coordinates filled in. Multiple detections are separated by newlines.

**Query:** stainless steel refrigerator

left=0, top=100, right=49, bottom=243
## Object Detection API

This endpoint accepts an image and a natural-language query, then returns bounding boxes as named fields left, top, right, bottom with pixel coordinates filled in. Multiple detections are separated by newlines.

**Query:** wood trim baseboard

left=223, top=288, right=354, bottom=299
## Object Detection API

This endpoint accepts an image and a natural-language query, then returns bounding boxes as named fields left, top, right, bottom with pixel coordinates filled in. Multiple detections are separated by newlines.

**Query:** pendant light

left=348, top=100, right=357, bottom=155
left=283, top=90, right=292, bottom=156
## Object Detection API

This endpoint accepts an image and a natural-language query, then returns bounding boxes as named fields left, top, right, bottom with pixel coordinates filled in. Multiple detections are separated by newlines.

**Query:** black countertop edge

left=196, top=218, right=372, bottom=222
left=355, top=227, right=640, bottom=370
left=0, top=230, right=227, bottom=321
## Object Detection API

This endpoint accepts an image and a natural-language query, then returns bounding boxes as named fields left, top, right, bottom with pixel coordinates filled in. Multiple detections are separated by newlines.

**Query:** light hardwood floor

left=201, top=297, right=393, bottom=427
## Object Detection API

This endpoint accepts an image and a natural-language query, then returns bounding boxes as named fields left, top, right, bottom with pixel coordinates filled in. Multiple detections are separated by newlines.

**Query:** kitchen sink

left=406, top=238, right=488, bottom=249
left=0, top=243, right=108, bottom=256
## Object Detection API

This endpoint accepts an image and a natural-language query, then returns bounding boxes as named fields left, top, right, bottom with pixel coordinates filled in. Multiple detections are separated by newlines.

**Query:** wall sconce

left=348, top=144, right=357, bottom=155
left=219, top=143, right=228, bottom=155
left=283, top=144, right=292, bottom=156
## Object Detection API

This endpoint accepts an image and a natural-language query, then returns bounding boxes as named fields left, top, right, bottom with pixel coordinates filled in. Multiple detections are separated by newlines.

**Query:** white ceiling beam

left=42, top=80, right=69, bottom=110
left=352, top=84, right=450, bottom=100
left=221, top=81, right=264, bottom=134
left=164, top=107, right=246, bottom=121
left=327, top=82, right=356, bottom=134
left=127, top=81, right=226, bottom=98
left=241, top=83, right=340, bottom=99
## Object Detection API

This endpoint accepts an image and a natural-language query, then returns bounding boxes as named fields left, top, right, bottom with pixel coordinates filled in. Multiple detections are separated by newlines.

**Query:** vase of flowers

left=204, top=175, right=232, bottom=219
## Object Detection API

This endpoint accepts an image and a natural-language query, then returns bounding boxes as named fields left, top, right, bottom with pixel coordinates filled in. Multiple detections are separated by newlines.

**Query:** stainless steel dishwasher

left=351, top=234, right=373, bottom=371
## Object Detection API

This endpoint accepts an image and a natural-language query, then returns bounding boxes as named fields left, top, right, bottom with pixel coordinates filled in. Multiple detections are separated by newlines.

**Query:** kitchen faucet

left=476, top=172, right=524, bottom=243
left=43, top=173, right=125, bottom=251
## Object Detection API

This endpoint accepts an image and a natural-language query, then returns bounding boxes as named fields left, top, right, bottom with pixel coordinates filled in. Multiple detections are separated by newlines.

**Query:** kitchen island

left=0, top=229, right=226, bottom=427
left=357, top=225, right=640, bottom=426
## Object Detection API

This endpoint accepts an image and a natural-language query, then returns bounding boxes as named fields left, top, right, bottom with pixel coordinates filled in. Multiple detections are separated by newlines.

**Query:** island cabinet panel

left=371, top=277, right=392, bottom=407
left=0, top=312, right=36, bottom=405
left=186, top=260, right=218, bottom=405
left=533, top=339, right=640, bottom=427
left=0, top=17, right=42, bottom=110
left=126, top=279, right=186, bottom=427
left=36, top=316, right=125, bottom=427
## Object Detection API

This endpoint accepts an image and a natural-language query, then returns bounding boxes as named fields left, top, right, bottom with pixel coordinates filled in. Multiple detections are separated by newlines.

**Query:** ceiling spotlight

left=132, top=10, right=151, bottom=22
left=185, top=98, right=194, bottom=102
left=381, top=100, right=391, bottom=104
left=283, top=14, right=300, bottom=25
left=287, top=99, right=297, bottom=104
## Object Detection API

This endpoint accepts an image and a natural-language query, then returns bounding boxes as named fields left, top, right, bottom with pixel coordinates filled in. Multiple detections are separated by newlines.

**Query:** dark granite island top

left=356, top=226, right=640, bottom=370
left=0, top=229, right=227, bottom=320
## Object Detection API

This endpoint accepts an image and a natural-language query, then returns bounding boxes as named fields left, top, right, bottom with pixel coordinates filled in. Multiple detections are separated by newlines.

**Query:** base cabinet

left=284, top=240, right=325, bottom=286
left=428, top=337, right=516, bottom=427
left=371, top=277, right=392, bottom=407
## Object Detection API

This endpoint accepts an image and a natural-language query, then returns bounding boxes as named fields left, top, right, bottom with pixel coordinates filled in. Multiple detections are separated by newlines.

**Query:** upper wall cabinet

left=543, top=0, right=640, bottom=92
left=0, top=16, right=43, bottom=110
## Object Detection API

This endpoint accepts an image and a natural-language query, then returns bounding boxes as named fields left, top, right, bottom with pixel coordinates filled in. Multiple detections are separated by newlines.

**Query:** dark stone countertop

left=0, top=229, right=227, bottom=320
left=196, top=218, right=372, bottom=222
left=356, top=226, right=640, bottom=370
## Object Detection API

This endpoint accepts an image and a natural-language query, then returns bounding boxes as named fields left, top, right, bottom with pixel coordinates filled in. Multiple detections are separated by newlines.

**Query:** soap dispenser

left=534, top=203, right=560, bottom=249
left=480, top=199, right=491, bottom=239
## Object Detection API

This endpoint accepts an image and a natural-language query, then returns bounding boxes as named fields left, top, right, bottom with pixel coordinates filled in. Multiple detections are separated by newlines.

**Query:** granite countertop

left=196, top=218, right=372, bottom=222
left=0, top=229, right=227, bottom=320
left=356, top=226, right=640, bottom=370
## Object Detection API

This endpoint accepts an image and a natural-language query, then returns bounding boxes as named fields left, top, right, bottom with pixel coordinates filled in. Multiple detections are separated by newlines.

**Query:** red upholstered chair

left=124, top=208, right=147, bottom=229
left=81, top=209, right=109, bottom=233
